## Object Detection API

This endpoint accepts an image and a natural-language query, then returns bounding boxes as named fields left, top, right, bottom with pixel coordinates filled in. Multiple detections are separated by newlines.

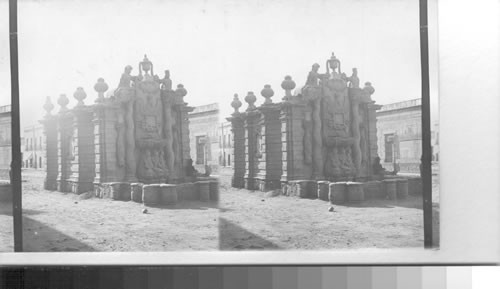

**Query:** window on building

left=384, top=133, right=394, bottom=163
left=39, top=156, right=42, bottom=168
left=228, top=154, right=231, bottom=166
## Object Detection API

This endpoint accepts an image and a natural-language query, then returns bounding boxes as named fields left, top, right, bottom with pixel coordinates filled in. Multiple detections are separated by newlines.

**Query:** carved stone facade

left=229, top=53, right=420, bottom=201
left=42, top=56, right=218, bottom=205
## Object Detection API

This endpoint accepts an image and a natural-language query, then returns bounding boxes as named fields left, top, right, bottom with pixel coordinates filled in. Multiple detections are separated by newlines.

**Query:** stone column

left=350, top=89, right=362, bottom=178
left=66, top=88, right=96, bottom=194
left=363, top=82, right=380, bottom=174
left=227, top=94, right=245, bottom=188
left=255, top=85, right=282, bottom=191
left=177, top=85, right=193, bottom=181
left=40, top=97, right=58, bottom=190
left=279, top=76, right=307, bottom=182
left=56, top=94, right=72, bottom=192
left=244, top=91, right=258, bottom=190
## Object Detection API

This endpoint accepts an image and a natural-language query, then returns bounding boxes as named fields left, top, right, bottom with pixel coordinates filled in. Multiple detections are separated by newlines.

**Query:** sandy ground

left=1, top=169, right=219, bottom=252
left=0, top=167, right=440, bottom=252
left=217, top=168, right=437, bottom=250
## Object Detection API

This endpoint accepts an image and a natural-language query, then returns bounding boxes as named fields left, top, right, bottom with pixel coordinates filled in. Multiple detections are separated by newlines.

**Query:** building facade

left=22, top=124, right=45, bottom=169
left=0, top=105, right=11, bottom=180
left=376, top=98, right=438, bottom=174
left=187, top=103, right=220, bottom=170
left=218, top=121, right=233, bottom=168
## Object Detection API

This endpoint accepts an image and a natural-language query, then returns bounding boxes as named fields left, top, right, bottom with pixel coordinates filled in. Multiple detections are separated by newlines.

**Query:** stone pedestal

left=67, top=107, right=95, bottom=194
left=255, top=104, right=282, bottom=191
left=41, top=115, right=58, bottom=190
left=227, top=114, right=245, bottom=188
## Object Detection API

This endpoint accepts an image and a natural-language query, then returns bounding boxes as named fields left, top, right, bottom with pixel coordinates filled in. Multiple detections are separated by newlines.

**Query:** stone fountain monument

left=41, top=56, right=218, bottom=205
left=228, top=52, right=420, bottom=203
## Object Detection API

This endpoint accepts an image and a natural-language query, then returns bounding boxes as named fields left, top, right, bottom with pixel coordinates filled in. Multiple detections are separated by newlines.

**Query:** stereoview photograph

left=0, top=0, right=439, bottom=252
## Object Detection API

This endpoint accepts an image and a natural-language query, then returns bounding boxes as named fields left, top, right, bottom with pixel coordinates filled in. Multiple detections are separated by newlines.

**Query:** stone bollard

left=328, top=182, right=347, bottom=204
left=142, top=184, right=161, bottom=206
left=396, top=179, right=409, bottom=199
left=383, top=179, right=398, bottom=200
left=120, top=183, right=131, bottom=201
left=209, top=180, right=219, bottom=201
left=160, top=184, right=178, bottom=205
left=196, top=181, right=210, bottom=202
left=317, top=181, right=330, bottom=201
left=130, top=183, right=143, bottom=203
left=346, top=182, right=364, bottom=202
left=363, top=181, right=383, bottom=199
left=177, top=183, right=197, bottom=201
left=109, top=182, right=122, bottom=200
left=295, top=180, right=316, bottom=198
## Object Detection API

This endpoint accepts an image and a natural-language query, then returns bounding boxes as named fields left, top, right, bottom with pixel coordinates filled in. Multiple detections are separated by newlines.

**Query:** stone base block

left=68, top=181, right=94, bottom=195
left=0, top=183, right=12, bottom=202
left=143, top=184, right=161, bottom=206
left=57, top=180, right=70, bottom=193
left=363, top=181, right=383, bottom=199
left=408, top=177, right=422, bottom=195
left=44, top=179, right=58, bottom=191
left=383, top=179, right=398, bottom=200
left=231, top=176, right=245, bottom=188
left=256, top=178, right=281, bottom=192
left=396, top=179, right=409, bottom=199
left=160, top=184, right=178, bottom=205
left=346, top=182, right=364, bottom=202
left=244, top=177, right=257, bottom=191
left=177, top=183, right=197, bottom=201
left=317, top=181, right=330, bottom=201
left=196, top=181, right=210, bottom=202
left=131, top=183, right=143, bottom=203
left=290, top=180, right=316, bottom=198
left=329, top=182, right=347, bottom=204
left=209, top=180, right=219, bottom=201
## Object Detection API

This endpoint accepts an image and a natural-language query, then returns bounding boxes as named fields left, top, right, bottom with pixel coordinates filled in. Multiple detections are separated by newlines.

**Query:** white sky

left=0, top=0, right=438, bottom=128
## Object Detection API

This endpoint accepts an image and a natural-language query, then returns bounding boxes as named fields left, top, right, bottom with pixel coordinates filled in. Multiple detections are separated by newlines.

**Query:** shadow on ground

left=23, top=216, right=96, bottom=252
left=218, top=217, right=281, bottom=251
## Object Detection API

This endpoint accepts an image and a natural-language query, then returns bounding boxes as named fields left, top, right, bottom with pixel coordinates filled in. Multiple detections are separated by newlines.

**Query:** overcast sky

left=0, top=0, right=438, bottom=128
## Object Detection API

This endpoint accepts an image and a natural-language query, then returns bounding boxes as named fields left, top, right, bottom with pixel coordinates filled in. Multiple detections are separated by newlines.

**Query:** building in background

left=218, top=121, right=233, bottom=168
left=22, top=124, right=45, bottom=169
left=376, top=98, right=438, bottom=174
left=188, top=103, right=220, bottom=171
left=0, top=105, right=12, bottom=180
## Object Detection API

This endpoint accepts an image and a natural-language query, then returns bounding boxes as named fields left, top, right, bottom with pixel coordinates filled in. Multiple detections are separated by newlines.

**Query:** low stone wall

left=281, top=177, right=413, bottom=203
left=94, top=178, right=219, bottom=206
left=0, top=182, right=12, bottom=202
